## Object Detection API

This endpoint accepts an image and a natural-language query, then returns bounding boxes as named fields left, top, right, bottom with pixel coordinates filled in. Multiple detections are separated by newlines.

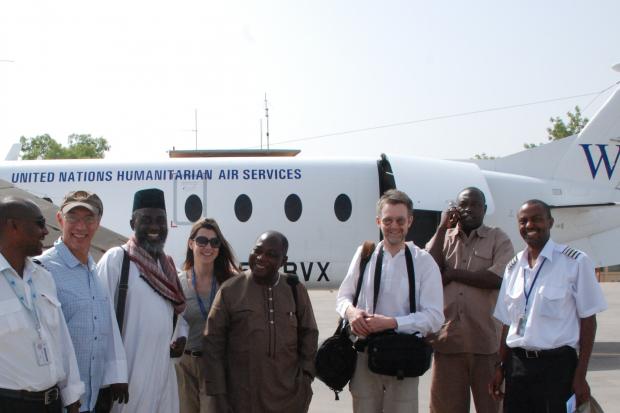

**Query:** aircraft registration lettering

left=239, top=261, right=330, bottom=282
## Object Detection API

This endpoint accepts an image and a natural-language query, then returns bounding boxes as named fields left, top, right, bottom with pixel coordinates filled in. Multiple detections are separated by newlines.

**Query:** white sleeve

left=493, top=266, right=511, bottom=326
left=96, top=248, right=124, bottom=310
left=100, top=272, right=128, bottom=386
left=335, top=246, right=363, bottom=318
left=394, top=251, right=444, bottom=335
left=574, top=254, right=608, bottom=318
left=172, top=314, right=190, bottom=340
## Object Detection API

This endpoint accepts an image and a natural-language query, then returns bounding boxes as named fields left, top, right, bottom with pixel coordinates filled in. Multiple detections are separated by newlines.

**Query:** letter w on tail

left=580, top=144, right=620, bottom=179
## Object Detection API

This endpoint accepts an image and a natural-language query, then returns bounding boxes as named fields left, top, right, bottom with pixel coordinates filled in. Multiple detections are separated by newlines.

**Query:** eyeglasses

left=193, top=236, right=221, bottom=248
left=63, top=214, right=98, bottom=225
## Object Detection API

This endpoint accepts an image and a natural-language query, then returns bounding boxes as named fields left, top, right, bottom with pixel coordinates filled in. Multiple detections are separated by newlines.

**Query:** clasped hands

left=347, top=307, right=397, bottom=338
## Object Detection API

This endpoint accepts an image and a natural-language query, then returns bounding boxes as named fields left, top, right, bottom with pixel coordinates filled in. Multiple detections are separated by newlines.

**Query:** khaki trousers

left=175, top=353, right=217, bottom=413
left=350, top=351, right=419, bottom=413
left=430, top=352, right=500, bottom=413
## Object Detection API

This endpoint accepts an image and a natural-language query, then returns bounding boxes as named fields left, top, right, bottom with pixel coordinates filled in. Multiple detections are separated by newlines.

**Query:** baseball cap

left=60, top=190, right=103, bottom=216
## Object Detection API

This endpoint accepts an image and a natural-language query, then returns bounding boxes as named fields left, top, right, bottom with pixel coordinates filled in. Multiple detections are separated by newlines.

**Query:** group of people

left=0, top=184, right=607, bottom=413
left=336, top=188, right=607, bottom=413
left=0, top=188, right=318, bottom=413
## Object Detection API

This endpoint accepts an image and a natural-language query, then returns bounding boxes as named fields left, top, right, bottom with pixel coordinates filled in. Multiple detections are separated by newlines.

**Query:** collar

left=54, top=238, right=95, bottom=270
left=448, top=224, right=489, bottom=240
left=0, top=252, right=12, bottom=274
left=0, top=252, right=38, bottom=282
left=522, top=238, right=556, bottom=267
left=378, top=240, right=406, bottom=258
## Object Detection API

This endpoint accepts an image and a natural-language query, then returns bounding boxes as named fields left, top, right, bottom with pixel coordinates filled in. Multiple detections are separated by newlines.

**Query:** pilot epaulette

left=561, top=246, right=582, bottom=260
left=507, top=255, right=518, bottom=271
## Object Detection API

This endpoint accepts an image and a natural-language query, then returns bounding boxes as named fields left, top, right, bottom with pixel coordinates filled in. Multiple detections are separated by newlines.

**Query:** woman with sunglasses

left=176, top=218, right=239, bottom=413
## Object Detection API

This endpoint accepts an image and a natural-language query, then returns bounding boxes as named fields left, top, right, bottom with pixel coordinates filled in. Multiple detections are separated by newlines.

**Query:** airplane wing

left=0, top=179, right=127, bottom=261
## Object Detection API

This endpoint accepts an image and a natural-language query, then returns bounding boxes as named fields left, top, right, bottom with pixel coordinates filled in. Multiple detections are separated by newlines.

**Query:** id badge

left=516, top=315, right=527, bottom=337
left=34, top=338, right=51, bottom=366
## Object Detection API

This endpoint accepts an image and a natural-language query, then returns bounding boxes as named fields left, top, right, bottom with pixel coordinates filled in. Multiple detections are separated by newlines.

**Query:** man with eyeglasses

left=426, top=187, right=514, bottom=413
left=0, top=196, right=84, bottom=412
left=37, top=191, right=128, bottom=413
left=336, top=189, right=444, bottom=413
left=98, top=188, right=186, bottom=413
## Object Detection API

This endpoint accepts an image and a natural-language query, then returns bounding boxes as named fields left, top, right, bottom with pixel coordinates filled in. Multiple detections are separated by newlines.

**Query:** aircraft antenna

left=264, top=93, right=270, bottom=150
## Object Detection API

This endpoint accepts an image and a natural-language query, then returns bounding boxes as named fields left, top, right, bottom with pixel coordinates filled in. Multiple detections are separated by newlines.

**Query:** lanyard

left=523, top=257, right=546, bottom=312
left=191, top=269, right=218, bottom=320
left=2, top=272, right=43, bottom=336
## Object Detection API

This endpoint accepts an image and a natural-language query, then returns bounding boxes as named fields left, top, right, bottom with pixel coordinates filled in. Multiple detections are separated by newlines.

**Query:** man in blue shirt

left=38, top=190, right=128, bottom=413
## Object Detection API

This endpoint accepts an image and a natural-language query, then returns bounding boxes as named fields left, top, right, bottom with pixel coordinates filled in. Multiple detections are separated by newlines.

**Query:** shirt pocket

left=0, top=298, right=26, bottom=335
left=472, top=249, right=492, bottom=269
left=505, top=289, right=524, bottom=323
left=37, top=292, right=62, bottom=328
left=538, top=285, right=567, bottom=319
left=275, top=307, right=299, bottom=350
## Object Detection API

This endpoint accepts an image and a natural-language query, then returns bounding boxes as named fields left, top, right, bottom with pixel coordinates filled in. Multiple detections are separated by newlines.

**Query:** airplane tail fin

left=552, top=86, right=620, bottom=187
left=474, top=85, right=620, bottom=190
left=4, top=143, right=21, bottom=161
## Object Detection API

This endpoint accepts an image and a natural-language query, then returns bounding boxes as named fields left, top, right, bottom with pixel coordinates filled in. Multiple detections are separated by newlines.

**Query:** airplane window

left=284, top=194, right=302, bottom=222
left=184, top=194, right=203, bottom=222
left=334, top=193, right=352, bottom=222
left=234, top=194, right=252, bottom=222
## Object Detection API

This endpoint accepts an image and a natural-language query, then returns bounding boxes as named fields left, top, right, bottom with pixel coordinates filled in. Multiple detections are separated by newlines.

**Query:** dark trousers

left=504, top=346, right=577, bottom=413
left=0, top=395, right=62, bottom=413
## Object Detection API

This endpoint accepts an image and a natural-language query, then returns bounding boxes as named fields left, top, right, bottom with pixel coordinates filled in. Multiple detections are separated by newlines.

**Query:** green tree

left=472, top=153, right=496, bottom=160
left=19, top=134, right=110, bottom=159
left=522, top=106, right=589, bottom=150
left=546, top=105, right=589, bottom=140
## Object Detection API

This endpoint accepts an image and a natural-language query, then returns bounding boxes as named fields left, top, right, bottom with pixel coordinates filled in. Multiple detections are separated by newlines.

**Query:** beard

left=136, top=231, right=167, bottom=256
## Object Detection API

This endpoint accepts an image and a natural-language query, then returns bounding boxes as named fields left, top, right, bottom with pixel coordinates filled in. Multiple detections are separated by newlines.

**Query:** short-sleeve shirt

left=494, top=239, right=607, bottom=350
left=431, top=224, right=514, bottom=354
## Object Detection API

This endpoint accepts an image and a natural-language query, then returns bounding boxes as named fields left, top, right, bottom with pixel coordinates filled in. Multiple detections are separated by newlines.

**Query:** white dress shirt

left=336, top=241, right=444, bottom=336
left=494, top=239, right=607, bottom=350
left=0, top=253, right=84, bottom=406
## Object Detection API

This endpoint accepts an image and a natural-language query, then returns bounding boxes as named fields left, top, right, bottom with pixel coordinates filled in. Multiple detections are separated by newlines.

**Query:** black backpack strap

left=287, top=274, right=300, bottom=309
left=286, top=274, right=302, bottom=356
left=373, top=245, right=416, bottom=314
left=404, top=245, right=416, bottom=313
left=372, top=246, right=384, bottom=313
left=116, top=248, right=130, bottom=334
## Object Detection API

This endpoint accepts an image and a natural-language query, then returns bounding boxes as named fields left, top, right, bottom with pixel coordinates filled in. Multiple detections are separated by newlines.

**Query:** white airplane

left=2, top=87, right=620, bottom=289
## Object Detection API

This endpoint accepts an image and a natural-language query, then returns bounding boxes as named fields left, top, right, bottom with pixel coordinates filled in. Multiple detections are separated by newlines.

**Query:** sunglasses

left=193, top=236, right=221, bottom=248
left=11, top=216, right=47, bottom=229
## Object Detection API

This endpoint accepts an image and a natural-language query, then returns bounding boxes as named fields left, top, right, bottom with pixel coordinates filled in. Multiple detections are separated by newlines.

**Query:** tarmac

left=307, top=282, right=620, bottom=412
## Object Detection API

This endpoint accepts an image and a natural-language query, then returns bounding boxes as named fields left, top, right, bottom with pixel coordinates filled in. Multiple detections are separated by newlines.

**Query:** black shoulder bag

left=315, top=241, right=375, bottom=400
left=365, top=245, right=433, bottom=380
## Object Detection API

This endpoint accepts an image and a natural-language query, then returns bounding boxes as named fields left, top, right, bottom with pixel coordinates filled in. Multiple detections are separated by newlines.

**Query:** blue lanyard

left=191, top=269, right=218, bottom=320
left=523, top=257, right=546, bottom=312
left=2, top=271, right=43, bottom=335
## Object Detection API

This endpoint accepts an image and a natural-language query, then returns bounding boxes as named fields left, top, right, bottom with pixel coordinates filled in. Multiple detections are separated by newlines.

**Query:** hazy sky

left=1, top=0, right=619, bottom=161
